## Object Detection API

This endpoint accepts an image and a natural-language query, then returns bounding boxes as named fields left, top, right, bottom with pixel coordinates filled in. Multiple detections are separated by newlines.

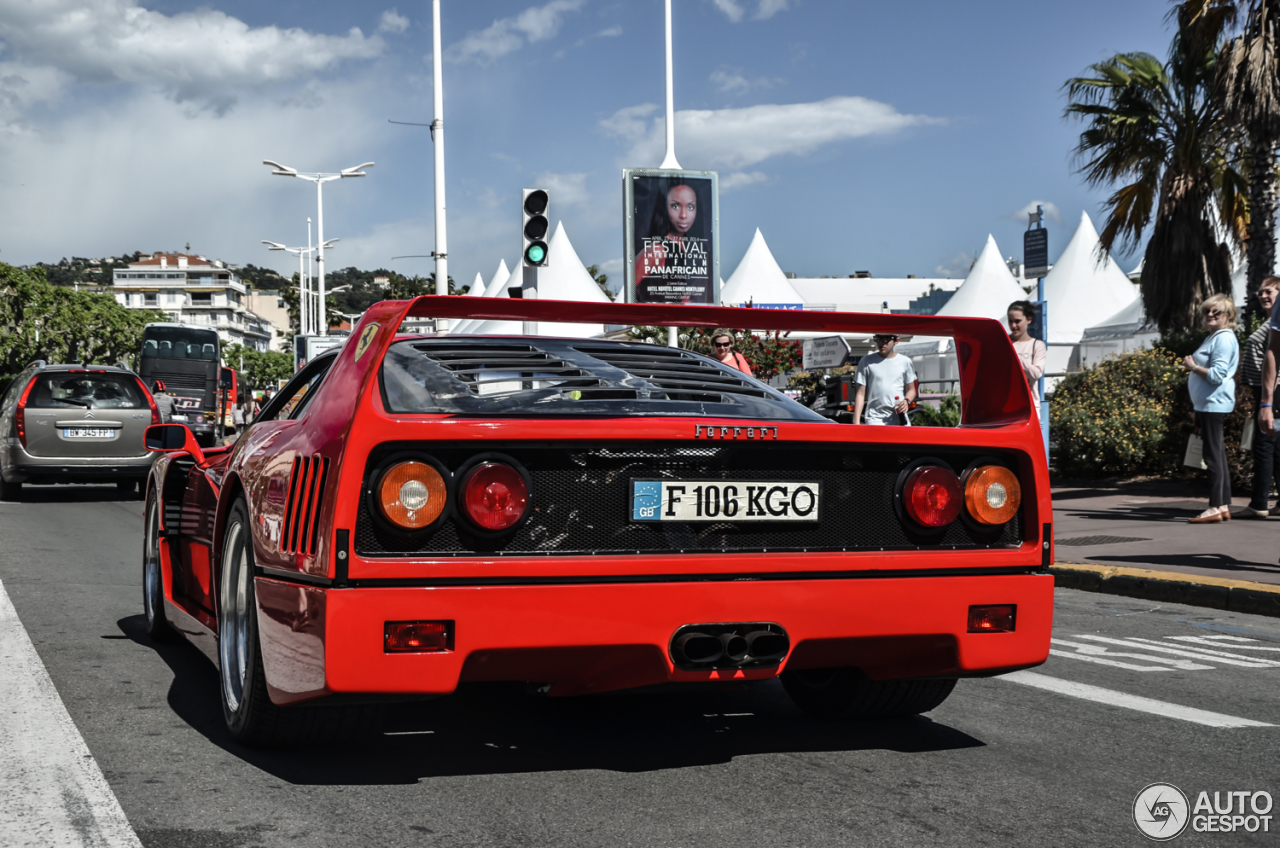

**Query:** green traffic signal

left=525, top=243, right=547, bottom=265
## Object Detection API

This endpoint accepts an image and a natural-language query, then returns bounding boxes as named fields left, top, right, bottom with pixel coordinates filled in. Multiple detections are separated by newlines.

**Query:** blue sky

left=0, top=0, right=1174, bottom=289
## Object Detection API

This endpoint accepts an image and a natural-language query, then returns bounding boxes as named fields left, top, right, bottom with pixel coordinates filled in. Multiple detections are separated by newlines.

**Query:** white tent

left=720, top=229, right=805, bottom=307
left=465, top=222, right=607, bottom=338
left=466, top=272, right=485, bottom=296
left=1043, top=211, right=1138, bottom=345
left=453, top=259, right=513, bottom=334
left=1079, top=294, right=1159, bottom=368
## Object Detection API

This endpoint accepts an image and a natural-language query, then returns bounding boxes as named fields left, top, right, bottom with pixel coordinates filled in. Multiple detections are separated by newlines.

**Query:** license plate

left=632, top=479, right=820, bottom=522
left=62, top=428, right=115, bottom=439
left=171, top=414, right=188, bottom=421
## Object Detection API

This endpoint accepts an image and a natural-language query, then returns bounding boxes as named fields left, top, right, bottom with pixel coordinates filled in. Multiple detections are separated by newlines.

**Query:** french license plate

left=62, top=428, right=115, bottom=439
left=632, top=479, right=820, bottom=522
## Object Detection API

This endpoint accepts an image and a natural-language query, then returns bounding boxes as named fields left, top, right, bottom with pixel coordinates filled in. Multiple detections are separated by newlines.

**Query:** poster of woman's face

left=624, top=170, right=719, bottom=305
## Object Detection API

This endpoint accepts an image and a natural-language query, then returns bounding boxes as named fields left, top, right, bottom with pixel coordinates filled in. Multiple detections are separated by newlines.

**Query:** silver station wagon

left=0, top=362, right=160, bottom=500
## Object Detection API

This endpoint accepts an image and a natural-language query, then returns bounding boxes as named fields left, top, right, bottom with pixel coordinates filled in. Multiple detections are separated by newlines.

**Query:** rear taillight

left=377, top=461, right=448, bottom=530
left=384, top=621, right=452, bottom=653
left=902, top=465, right=962, bottom=527
left=968, top=605, right=1016, bottom=633
left=14, top=376, right=38, bottom=450
left=136, top=377, right=160, bottom=426
left=460, top=462, right=529, bottom=531
left=964, top=465, right=1021, bottom=525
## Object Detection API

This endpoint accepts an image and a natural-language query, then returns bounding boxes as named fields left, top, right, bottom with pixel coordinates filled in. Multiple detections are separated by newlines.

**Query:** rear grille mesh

left=281, top=454, right=329, bottom=556
left=354, top=443, right=1023, bottom=558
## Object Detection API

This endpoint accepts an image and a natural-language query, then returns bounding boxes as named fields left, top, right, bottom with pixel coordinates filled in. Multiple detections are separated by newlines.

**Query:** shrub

left=913, top=393, right=961, bottom=427
left=1050, top=348, right=1190, bottom=477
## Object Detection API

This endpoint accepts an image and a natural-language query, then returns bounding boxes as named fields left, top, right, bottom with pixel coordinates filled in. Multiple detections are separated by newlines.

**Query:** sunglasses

left=874, top=335, right=898, bottom=343
left=713, top=340, right=733, bottom=348
left=1203, top=309, right=1224, bottom=318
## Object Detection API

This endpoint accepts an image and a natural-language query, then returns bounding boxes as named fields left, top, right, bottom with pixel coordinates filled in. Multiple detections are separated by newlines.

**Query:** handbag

left=1183, top=434, right=1208, bottom=470
left=1242, top=418, right=1257, bottom=453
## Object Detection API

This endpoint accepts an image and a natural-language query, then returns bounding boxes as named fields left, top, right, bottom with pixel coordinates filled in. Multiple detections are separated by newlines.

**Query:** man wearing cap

left=151, top=381, right=174, bottom=424
left=852, top=333, right=917, bottom=426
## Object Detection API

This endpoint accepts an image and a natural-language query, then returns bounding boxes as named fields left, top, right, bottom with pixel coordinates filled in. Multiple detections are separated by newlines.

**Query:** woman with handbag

left=1185, top=293, right=1240, bottom=523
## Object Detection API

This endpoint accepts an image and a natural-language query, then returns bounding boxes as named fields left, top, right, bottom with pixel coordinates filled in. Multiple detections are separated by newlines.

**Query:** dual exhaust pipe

left=670, top=623, right=790, bottom=670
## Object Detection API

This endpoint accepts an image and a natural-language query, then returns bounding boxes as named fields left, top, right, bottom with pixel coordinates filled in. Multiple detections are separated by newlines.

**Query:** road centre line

left=0, top=580, right=142, bottom=848
left=1072, top=635, right=1280, bottom=668
left=1001, top=671, right=1275, bottom=728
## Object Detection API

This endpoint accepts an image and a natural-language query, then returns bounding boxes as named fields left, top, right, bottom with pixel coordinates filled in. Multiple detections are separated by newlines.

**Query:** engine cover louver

left=281, top=454, right=330, bottom=556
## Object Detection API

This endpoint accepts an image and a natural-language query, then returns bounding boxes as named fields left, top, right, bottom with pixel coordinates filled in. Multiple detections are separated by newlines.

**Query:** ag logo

left=1134, top=783, right=1190, bottom=841
left=353, top=322, right=380, bottom=363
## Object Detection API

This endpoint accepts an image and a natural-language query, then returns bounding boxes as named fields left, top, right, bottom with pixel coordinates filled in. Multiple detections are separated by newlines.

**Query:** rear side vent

left=281, top=454, right=330, bottom=556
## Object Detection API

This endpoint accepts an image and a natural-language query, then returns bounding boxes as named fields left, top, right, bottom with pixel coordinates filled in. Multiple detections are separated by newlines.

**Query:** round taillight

left=903, top=465, right=962, bottom=527
left=461, top=462, right=529, bottom=531
left=378, top=461, right=447, bottom=529
left=965, top=465, right=1021, bottom=525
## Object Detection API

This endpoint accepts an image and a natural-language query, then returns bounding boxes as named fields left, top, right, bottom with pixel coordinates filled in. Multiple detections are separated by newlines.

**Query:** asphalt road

left=2, top=485, right=1278, bottom=847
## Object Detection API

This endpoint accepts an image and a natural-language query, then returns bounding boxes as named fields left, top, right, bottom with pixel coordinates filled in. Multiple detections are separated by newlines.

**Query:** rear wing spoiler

left=376, top=296, right=1032, bottom=428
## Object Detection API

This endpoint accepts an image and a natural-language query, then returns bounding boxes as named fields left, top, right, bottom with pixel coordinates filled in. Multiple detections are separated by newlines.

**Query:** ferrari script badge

left=354, top=322, right=380, bottom=363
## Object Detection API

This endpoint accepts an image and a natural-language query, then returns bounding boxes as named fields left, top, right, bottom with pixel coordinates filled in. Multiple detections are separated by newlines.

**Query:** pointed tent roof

left=467, top=272, right=485, bottom=296
left=896, top=234, right=1027, bottom=356
left=453, top=259, right=514, bottom=334
left=1042, top=211, right=1138, bottom=344
left=466, top=222, right=606, bottom=338
left=720, top=229, right=805, bottom=306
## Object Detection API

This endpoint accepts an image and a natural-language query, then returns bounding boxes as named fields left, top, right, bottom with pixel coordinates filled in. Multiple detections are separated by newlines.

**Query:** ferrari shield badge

left=354, top=322, right=380, bottom=362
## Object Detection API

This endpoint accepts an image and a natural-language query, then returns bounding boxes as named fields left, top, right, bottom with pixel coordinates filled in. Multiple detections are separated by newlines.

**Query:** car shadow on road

left=116, top=614, right=985, bottom=785
left=4, top=484, right=143, bottom=504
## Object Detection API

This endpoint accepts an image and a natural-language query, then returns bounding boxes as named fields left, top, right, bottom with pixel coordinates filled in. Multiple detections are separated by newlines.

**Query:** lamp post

left=262, top=159, right=372, bottom=336
left=263, top=239, right=335, bottom=335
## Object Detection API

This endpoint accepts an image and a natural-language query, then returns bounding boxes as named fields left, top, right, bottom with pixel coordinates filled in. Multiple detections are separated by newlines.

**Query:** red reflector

left=903, top=465, right=962, bottom=527
left=968, top=605, right=1016, bottom=633
left=384, top=621, right=452, bottom=653
left=461, top=462, right=529, bottom=531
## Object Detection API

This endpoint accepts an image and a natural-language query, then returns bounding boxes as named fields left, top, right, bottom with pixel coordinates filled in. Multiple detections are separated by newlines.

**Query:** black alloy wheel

left=142, top=488, right=177, bottom=643
left=780, top=667, right=958, bottom=719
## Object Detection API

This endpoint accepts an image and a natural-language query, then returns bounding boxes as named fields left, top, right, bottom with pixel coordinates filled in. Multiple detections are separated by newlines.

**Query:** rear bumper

left=2, top=446, right=154, bottom=482
left=257, top=571, right=1054, bottom=705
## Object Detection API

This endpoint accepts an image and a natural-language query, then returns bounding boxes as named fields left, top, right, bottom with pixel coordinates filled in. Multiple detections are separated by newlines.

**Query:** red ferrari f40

left=141, top=297, right=1053, bottom=747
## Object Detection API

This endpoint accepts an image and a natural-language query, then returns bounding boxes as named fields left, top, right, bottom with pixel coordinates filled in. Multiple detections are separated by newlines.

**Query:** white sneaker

left=1245, top=506, right=1269, bottom=518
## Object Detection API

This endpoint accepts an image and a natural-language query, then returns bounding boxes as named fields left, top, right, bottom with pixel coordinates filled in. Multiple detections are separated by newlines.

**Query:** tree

left=1218, top=0, right=1280, bottom=318
left=626, top=326, right=802, bottom=381
left=1064, top=0, right=1246, bottom=333
left=586, top=264, right=615, bottom=301
left=222, top=344, right=294, bottom=390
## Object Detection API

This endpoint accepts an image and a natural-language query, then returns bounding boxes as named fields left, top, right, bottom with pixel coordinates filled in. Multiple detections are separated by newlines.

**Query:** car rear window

left=380, top=338, right=829, bottom=421
left=27, top=372, right=146, bottom=410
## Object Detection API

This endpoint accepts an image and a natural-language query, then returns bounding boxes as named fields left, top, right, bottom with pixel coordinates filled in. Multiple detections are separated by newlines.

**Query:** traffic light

left=522, top=188, right=550, bottom=267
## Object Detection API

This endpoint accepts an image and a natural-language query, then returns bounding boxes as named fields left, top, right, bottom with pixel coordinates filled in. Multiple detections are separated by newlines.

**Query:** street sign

left=1024, top=228, right=1049, bottom=278
left=802, top=335, right=851, bottom=370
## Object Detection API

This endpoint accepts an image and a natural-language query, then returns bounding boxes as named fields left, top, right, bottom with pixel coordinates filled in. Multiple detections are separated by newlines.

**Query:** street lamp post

left=263, top=160, right=372, bottom=336
left=263, top=239, right=334, bottom=335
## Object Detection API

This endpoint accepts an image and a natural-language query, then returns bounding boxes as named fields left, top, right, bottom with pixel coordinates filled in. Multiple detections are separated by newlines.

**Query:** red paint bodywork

left=148, top=297, right=1054, bottom=707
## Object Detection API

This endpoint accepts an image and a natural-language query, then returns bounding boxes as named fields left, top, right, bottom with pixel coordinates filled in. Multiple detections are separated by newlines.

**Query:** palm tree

left=1064, top=0, right=1246, bottom=332
left=1218, top=0, right=1280, bottom=318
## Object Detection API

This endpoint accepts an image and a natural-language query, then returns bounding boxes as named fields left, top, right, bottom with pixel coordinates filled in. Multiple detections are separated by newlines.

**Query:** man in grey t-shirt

left=853, top=333, right=917, bottom=425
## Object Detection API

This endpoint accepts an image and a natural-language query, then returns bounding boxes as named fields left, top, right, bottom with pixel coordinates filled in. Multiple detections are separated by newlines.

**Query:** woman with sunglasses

left=710, top=329, right=752, bottom=375
left=1184, top=293, right=1240, bottom=523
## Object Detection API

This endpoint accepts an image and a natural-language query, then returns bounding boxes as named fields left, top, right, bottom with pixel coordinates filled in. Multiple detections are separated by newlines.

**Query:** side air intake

left=281, top=454, right=330, bottom=556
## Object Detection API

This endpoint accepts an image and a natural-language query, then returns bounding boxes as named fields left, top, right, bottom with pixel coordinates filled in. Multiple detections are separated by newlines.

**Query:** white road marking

left=1073, top=635, right=1280, bottom=668
left=1002, top=671, right=1275, bottom=728
left=1050, top=638, right=1213, bottom=670
left=0, top=580, right=142, bottom=848
left=1167, top=635, right=1280, bottom=652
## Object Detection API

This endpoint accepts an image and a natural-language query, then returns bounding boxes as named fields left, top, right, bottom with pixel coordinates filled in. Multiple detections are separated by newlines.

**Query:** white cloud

left=595, top=26, right=623, bottom=38
left=379, top=9, right=410, bottom=35
left=0, top=0, right=385, bottom=114
left=533, top=172, right=591, bottom=207
left=598, top=258, right=624, bottom=276
left=1004, top=199, right=1064, bottom=227
left=602, top=96, right=942, bottom=170
left=934, top=251, right=975, bottom=278
left=710, top=66, right=782, bottom=95
left=708, top=0, right=790, bottom=22
left=447, top=0, right=586, bottom=64
left=719, top=171, right=769, bottom=192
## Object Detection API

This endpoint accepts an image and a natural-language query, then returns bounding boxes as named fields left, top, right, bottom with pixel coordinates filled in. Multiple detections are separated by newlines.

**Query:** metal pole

left=316, top=180, right=327, bottom=337
left=306, top=217, right=313, bottom=335
left=432, top=0, right=450, bottom=333
left=522, top=266, right=538, bottom=336
left=1038, top=276, right=1049, bottom=458
left=298, top=248, right=307, bottom=337
left=659, top=0, right=680, bottom=170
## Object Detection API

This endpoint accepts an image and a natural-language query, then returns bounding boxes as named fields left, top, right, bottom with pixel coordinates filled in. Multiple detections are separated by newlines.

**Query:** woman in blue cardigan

left=1185, top=293, right=1240, bottom=523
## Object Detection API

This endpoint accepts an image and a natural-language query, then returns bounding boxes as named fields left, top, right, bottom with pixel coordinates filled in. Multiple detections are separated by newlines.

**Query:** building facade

left=113, top=253, right=276, bottom=351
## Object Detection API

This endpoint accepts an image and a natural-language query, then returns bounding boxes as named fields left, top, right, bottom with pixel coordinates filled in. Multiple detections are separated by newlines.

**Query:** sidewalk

left=1051, top=482, right=1280, bottom=617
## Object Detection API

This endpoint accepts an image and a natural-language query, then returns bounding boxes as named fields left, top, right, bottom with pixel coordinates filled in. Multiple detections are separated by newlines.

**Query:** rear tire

left=0, top=478, right=21, bottom=502
left=142, top=489, right=177, bottom=643
left=219, top=499, right=382, bottom=747
left=781, top=668, right=957, bottom=719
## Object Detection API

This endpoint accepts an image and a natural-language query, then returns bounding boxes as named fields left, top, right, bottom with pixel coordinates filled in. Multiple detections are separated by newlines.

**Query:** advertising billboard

left=623, top=168, right=720, bottom=305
